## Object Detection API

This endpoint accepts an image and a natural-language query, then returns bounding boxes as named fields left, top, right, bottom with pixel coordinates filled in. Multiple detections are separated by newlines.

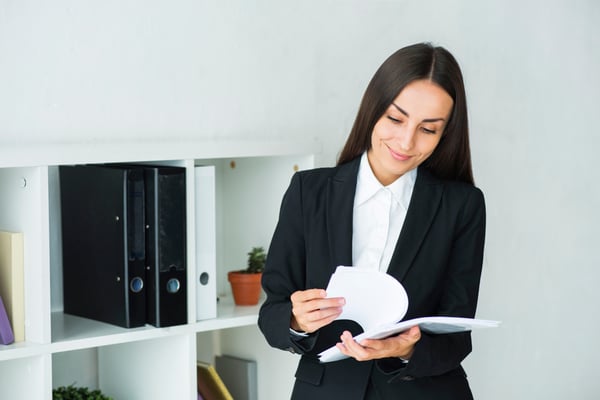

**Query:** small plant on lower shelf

left=53, top=385, right=113, bottom=400
left=245, top=246, right=267, bottom=274
left=227, top=246, right=267, bottom=305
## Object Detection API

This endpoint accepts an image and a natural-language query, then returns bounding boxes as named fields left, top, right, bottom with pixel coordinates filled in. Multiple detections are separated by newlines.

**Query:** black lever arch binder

left=59, top=164, right=187, bottom=329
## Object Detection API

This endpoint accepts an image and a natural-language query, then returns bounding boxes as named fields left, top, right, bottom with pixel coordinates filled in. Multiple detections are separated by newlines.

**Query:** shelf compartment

left=0, top=166, right=52, bottom=345
left=49, top=296, right=258, bottom=353
left=0, top=354, right=50, bottom=398
left=51, top=336, right=196, bottom=400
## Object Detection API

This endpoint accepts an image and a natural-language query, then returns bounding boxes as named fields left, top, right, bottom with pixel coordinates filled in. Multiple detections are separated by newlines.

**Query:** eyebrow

left=391, top=103, right=446, bottom=123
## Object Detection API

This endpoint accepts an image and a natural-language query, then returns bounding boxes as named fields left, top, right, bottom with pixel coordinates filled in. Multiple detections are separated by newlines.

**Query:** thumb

left=408, top=325, right=421, bottom=339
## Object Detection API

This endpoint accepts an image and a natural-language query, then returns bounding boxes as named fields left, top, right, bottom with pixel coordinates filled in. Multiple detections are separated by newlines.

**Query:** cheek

left=418, top=138, right=442, bottom=157
left=372, top=123, right=394, bottom=142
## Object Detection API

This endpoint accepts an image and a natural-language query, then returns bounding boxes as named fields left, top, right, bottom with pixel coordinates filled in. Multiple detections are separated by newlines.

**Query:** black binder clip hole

left=166, top=278, right=181, bottom=294
left=199, top=272, right=209, bottom=285
left=130, top=277, right=144, bottom=293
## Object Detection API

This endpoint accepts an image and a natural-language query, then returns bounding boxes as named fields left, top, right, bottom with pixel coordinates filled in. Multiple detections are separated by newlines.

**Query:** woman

left=258, top=42, right=486, bottom=400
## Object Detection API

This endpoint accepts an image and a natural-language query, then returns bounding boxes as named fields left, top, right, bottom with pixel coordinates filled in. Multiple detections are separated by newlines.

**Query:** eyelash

left=387, top=115, right=437, bottom=134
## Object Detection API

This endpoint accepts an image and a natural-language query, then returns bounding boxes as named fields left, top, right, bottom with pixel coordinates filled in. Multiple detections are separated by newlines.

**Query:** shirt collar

left=355, top=152, right=417, bottom=210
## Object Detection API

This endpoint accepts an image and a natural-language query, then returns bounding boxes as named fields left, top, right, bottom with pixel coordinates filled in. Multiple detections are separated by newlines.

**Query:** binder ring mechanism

left=130, top=277, right=144, bottom=293
left=166, top=278, right=181, bottom=293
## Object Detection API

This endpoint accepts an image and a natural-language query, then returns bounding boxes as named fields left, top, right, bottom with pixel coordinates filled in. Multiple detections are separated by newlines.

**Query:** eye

left=421, top=127, right=437, bottom=134
left=387, top=115, right=402, bottom=124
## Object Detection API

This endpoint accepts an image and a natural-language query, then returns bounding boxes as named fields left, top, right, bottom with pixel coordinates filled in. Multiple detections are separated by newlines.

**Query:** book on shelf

left=0, top=295, right=15, bottom=344
left=0, top=231, right=25, bottom=342
left=197, top=361, right=233, bottom=400
left=318, top=266, right=500, bottom=363
left=215, top=355, right=258, bottom=400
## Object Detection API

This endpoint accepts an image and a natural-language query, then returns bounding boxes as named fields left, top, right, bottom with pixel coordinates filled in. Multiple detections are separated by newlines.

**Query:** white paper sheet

left=318, top=266, right=500, bottom=363
left=318, top=316, right=500, bottom=363
left=325, top=266, right=408, bottom=332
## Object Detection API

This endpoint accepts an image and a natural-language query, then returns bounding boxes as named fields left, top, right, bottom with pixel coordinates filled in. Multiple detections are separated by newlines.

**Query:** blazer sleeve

left=258, top=173, right=319, bottom=354
left=380, top=186, right=486, bottom=381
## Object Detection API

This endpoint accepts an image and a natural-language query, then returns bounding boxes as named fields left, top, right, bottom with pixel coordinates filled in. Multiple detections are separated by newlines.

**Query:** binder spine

left=195, top=166, right=217, bottom=321
left=145, top=170, right=159, bottom=327
left=145, top=167, right=187, bottom=327
left=125, top=169, right=147, bottom=328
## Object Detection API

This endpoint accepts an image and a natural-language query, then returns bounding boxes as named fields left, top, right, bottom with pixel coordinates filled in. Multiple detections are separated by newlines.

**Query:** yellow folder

left=197, top=361, right=233, bottom=400
left=0, top=231, right=25, bottom=342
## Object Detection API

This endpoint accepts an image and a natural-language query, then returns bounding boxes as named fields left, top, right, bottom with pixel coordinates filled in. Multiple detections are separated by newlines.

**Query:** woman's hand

left=336, top=326, right=421, bottom=361
left=290, top=289, right=345, bottom=334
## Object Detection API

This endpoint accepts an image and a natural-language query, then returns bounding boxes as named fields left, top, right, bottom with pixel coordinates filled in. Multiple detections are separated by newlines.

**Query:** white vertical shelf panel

left=184, top=159, right=197, bottom=324
left=98, top=334, right=196, bottom=400
left=0, top=167, right=51, bottom=344
left=48, top=166, right=63, bottom=313
left=0, top=355, right=50, bottom=398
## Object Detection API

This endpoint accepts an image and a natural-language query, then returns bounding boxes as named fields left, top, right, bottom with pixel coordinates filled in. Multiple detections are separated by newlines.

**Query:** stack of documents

left=318, top=266, right=500, bottom=363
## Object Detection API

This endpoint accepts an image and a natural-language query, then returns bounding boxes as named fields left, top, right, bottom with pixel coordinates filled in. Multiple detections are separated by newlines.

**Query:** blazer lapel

left=326, top=158, right=360, bottom=267
left=388, top=167, right=443, bottom=281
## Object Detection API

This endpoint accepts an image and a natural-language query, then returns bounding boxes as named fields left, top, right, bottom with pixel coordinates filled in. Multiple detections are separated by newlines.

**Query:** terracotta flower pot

left=228, top=271, right=263, bottom=305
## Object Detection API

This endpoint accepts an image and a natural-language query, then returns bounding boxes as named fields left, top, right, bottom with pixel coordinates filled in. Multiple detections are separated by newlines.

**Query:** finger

left=291, top=289, right=326, bottom=303
left=340, top=331, right=364, bottom=353
left=298, top=314, right=340, bottom=334
left=296, top=305, right=343, bottom=327
left=313, top=296, right=346, bottom=310
left=305, top=312, right=342, bottom=332
left=290, top=291, right=345, bottom=333
left=408, top=325, right=421, bottom=338
left=292, top=296, right=345, bottom=316
left=357, top=338, right=385, bottom=351
left=399, top=326, right=421, bottom=342
left=339, top=331, right=374, bottom=361
left=293, top=301, right=345, bottom=333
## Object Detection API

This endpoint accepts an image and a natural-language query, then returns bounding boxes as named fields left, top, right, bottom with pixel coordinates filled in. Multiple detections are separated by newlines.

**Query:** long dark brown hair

left=337, top=42, right=474, bottom=184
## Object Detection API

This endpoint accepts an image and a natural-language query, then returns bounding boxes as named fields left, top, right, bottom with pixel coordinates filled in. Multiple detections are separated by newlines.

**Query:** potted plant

left=227, top=246, right=266, bottom=306
left=53, top=385, right=113, bottom=400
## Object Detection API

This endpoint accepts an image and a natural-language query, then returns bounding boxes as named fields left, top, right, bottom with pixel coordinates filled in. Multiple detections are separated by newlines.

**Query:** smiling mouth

left=387, top=146, right=412, bottom=161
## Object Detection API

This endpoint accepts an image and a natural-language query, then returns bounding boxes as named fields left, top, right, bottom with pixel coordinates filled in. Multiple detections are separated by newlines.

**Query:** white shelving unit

left=0, top=139, right=316, bottom=399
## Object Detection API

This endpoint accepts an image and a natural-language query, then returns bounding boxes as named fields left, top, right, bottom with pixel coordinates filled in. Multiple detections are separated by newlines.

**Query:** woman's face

left=368, top=79, right=453, bottom=186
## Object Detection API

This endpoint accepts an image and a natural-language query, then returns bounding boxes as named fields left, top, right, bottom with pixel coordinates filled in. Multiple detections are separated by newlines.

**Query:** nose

left=396, top=125, right=416, bottom=151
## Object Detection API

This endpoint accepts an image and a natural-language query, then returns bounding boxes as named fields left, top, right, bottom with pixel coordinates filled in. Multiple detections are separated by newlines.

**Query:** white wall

left=0, top=0, right=321, bottom=144
left=2, top=1, right=599, bottom=399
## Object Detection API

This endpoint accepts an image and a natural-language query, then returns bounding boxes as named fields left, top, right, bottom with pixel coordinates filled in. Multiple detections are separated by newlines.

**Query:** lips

left=387, top=146, right=412, bottom=161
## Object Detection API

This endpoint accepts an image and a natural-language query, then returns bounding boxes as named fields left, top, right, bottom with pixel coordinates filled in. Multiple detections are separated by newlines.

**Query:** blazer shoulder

left=418, top=167, right=485, bottom=203
left=295, top=166, right=338, bottom=180
left=439, top=180, right=486, bottom=218
left=294, top=158, right=360, bottom=188
left=443, top=180, right=484, bottom=199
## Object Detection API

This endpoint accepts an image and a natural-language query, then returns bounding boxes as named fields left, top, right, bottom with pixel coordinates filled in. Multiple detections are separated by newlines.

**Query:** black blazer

left=258, top=157, right=486, bottom=400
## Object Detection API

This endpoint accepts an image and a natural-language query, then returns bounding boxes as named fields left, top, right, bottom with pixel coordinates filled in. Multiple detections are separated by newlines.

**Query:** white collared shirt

left=352, top=152, right=416, bottom=272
